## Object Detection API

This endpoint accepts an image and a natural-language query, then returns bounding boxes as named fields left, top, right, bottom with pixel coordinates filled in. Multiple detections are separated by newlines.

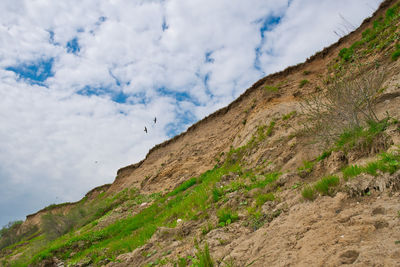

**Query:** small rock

left=140, top=202, right=148, bottom=207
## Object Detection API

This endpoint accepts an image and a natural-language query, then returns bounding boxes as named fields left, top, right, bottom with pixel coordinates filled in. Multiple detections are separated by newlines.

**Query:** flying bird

left=144, top=126, right=148, bottom=133
left=154, top=117, right=157, bottom=124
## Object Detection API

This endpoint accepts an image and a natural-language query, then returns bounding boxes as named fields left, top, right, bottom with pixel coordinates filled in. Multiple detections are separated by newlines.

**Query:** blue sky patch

left=66, top=37, right=80, bottom=54
left=6, top=58, right=54, bottom=85
left=157, top=87, right=201, bottom=106
left=254, top=14, right=283, bottom=72
left=162, top=17, right=169, bottom=31
left=165, top=110, right=196, bottom=137
left=112, top=91, right=129, bottom=104
left=205, top=51, right=214, bottom=63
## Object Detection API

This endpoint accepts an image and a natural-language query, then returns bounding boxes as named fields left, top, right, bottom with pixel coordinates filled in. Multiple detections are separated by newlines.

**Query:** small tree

left=301, top=65, right=386, bottom=144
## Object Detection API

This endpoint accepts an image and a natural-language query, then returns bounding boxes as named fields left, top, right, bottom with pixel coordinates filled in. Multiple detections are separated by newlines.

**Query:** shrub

left=301, top=66, right=386, bottom=145
left=301, top=186, right=316, bottom=201
left=314, top=176, right=340, bottom=196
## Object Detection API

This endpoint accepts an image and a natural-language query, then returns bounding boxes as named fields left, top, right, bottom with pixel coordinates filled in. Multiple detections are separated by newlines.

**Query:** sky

left=0, top=0, right=383, bottom=227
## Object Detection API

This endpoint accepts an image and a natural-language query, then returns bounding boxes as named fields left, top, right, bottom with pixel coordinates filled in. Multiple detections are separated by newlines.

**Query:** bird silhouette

left=144, top=126, right=148, bottom=133
left=154, top=117, right=157, bottom=124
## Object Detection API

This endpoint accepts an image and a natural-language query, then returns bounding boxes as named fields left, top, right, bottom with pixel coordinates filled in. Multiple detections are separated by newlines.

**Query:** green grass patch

left=334, top=119, right=388, bottom=152
left=314, top=176, right=340, bottom=196
left=255, top=193, right=275, bottom=207
left=301, top=186, right=316, bottom=201
left=299, top=79, right=309, bottom=88
left=282, top=111, right=297, bottom=121
left=167, top=177, right=197, bottom=197
left=246, top=172, right=280, bottom=190
left=26, top=164, right=240, bottom=265
left=392, top=44, right=400, bottom=61
left=217, top=209, right=239, bottom=227
left=342, top=165, right=363, bottom=181
left=264, top=85, right=279, bottom=92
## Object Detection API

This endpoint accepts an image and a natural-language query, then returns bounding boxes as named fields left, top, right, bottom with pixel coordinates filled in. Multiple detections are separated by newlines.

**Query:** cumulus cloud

left=0, top=0, right=382, bottom=226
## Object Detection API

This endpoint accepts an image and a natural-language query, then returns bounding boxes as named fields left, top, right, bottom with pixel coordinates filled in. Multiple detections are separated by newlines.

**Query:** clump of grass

left=246, top=172, right=280, bottom=190
left=217, top=208, right=239, bottom=227
left=342, top=151, right=400, bottom=181
left=299, top=79, right=309, bottom=88
left=339, top=47, right=354, bottom=61
left=335, top=119, right=389, bottom=152
left=168, top=177, right=197, bottom=197
left=303, top=70, right=311, bottom=75
left=314, top=176, right=340, bottom=196
left=392, top=44, right=400, bottom=61
left=282, top=111, right=297, bottom=121
left=316, top=150, right=332, bottom=161
left=265, top=120, right=275, bottom=136
left=194, top=243, right=214, bottom=267
left=264, top=85, right=279, bottom=92
left=255, top=193, right=275, bottom=207
left=301, top=186, right=316, bottom=201
left=297, top=160, right=315, bottom=175
left=342, top=165, right=363, bottom=181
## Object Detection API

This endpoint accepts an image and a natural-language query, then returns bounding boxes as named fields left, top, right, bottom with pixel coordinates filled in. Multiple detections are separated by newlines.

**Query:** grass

left=25, top=164, right=240, bottom=265
left=341, top=151, right=400, bottom=180
left=264, top=85, right=279, bottom=92
left=255, top=193, right=275, bottom=207
left=334, top=119, right=389, bottom=152
left=217, top=209, right=239, bottom=227
left=302, top=176, right=340, bottom=200
left=342, top=165, right=363, bottom=181
left=392, top=44, right=400, bottom=61
left=282, top=111, right=296, bottom=121
left=167, top=177, right=197, bottom=197
left=301, top=186, right=316, bottom=201
left=314, top=176, right=340, bottom=196
left=297, top=160, right=315, bottom=175
left=299, top=79, right=309, bottom=88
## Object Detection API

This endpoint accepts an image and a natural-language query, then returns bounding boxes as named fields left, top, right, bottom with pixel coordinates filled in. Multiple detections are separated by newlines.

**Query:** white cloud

left=0, top=0, right=383, bottom=226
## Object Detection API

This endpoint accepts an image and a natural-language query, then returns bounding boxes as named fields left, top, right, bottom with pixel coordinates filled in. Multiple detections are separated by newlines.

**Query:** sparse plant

left=194, top=243, right=214, bottom=267
left=299, top=79, right=309, bottom=88
left=217, top=208, right=239, bottom=227
left=301, top=66, right=386, bottom=146
left=282, top=111, right=297, bottom=121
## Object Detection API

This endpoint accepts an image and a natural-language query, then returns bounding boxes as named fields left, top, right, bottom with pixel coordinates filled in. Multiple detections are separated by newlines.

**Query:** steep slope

left=2, top=0, right=400, bottom=266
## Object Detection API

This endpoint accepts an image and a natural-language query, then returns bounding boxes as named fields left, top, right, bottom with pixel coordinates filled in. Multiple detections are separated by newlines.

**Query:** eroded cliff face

left=4, top=0, right=400, bottom=266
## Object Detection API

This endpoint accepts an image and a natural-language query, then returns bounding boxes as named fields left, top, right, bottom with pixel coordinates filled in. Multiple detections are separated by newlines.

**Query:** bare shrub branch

left=301, top=65, right=386, bottom=145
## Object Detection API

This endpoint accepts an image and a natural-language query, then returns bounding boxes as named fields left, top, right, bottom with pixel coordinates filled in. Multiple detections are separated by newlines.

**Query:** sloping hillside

left=2, top=0, right=400, bottom=266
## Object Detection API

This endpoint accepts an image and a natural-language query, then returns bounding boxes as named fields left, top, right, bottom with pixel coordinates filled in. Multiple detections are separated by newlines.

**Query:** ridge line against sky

left=0, top=0, right=382, bottom=226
